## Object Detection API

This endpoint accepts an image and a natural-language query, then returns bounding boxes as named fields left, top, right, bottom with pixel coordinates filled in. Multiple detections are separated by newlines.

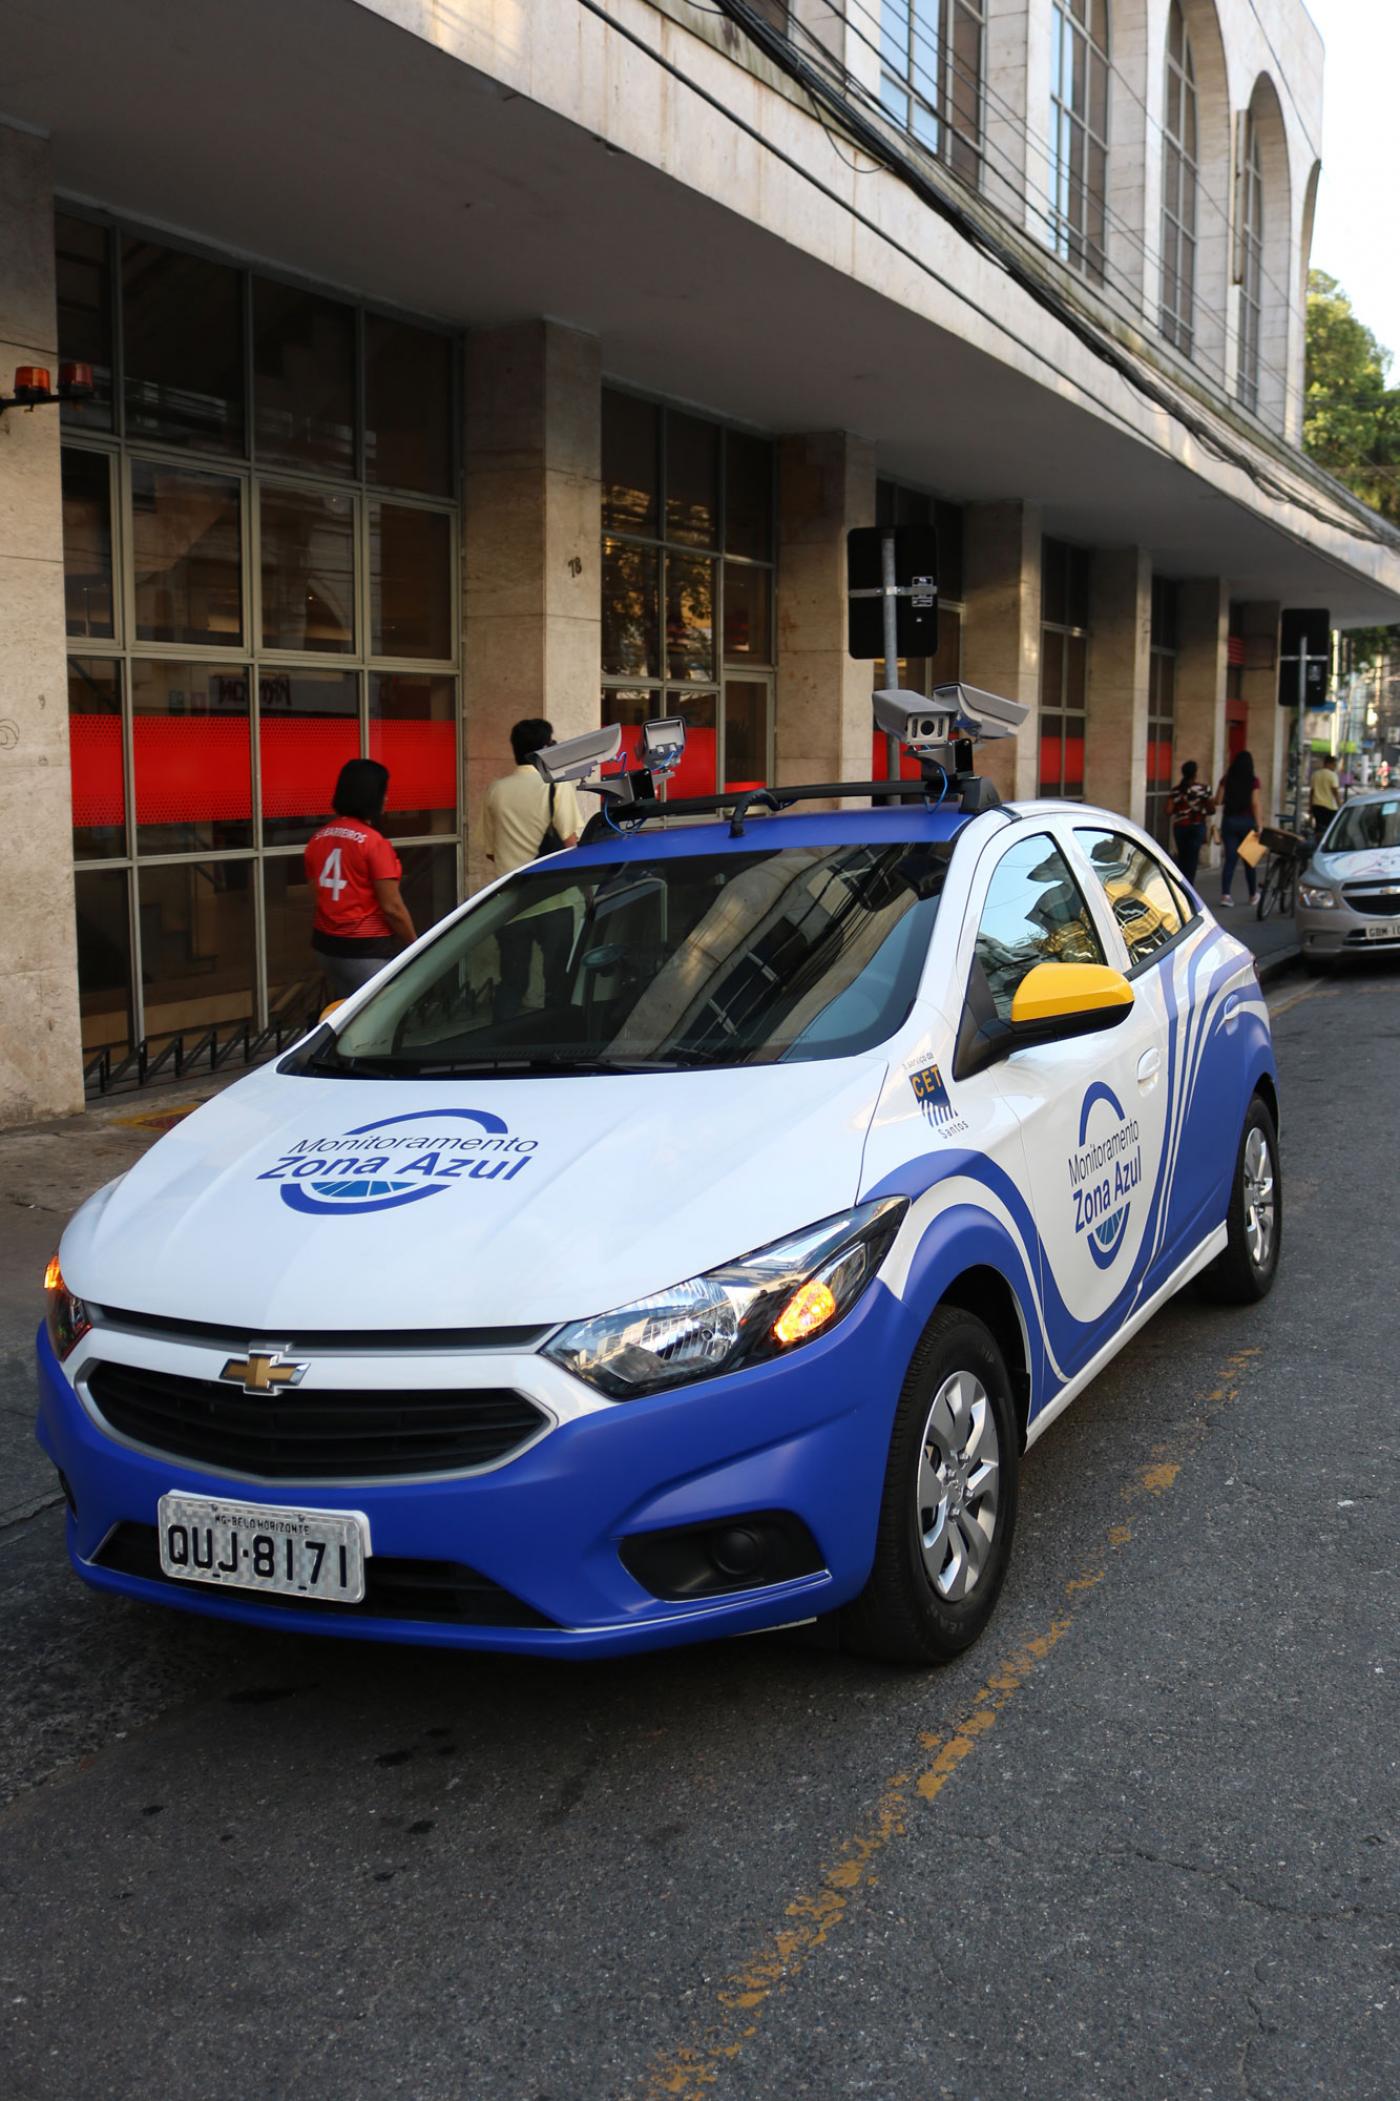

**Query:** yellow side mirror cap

left=319, top=999, right=345, bottom=1021
left=1010, top=962, right=1134, bottom=1028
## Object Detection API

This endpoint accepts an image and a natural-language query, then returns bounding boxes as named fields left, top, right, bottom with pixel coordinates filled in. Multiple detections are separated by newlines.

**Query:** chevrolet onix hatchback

left=37, top=707, right=1281, bottom=1664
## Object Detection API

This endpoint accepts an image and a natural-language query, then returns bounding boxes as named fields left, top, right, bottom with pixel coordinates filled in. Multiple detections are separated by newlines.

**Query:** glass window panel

left=1077, top=830, right=1185, bottom=966
left=55, top=214, right=113, bottom=432
left=370, top=672, right=457, bottom=838
left=397, top=843, right=459, bottom=942
left=258, top=668, right=359, bottom=846
left=1067, top=629, right=1088, bottom=705
left=123, top=238, right=244, bottom=453
left=69, top=657, right=125, bottom=860
left=601, top=687, right=662, bottom=728
left=723, top=562, right=772, bottom=662
left=1041, top=630, right=1065, bottom=712
left=75, top=869, right=134, bottom=1058
left=1068, top=547, right=1091, bottom=629
left=263, top=855, right=325, bottom=1028
left=365, top=313, right=454, bottom=495
left=259, top=485, right=355, bottom=653
left=666, top=412, right=718, bottom=548
left=975, top=835, right=1104, bottom=1021
left=666, top=554, right=716, bottom=681
left=139, top=860, right=256, bottom=1047
left=1040, top=713, right=1064, bottom=795
left=602, top=391, right=659, bottom=537
left=929, top=603, right=963, bottom=690
left=602, top=539, right=659, bottom=678
left=724, top=430, right=774, bottom=560
left=253, top=277, right=356, bottom=476
left=62, top=447, right=115, bottom=640
left=131, top=461, right=243, bottom=647
left=369, top=503, right=452, bottom=660
left=724, top=679, right=769, bottom=790
left=131, top=660, right=252, bottom=854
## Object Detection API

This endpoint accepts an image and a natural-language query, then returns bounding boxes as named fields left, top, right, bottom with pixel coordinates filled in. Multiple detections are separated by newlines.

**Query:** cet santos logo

left=256, top=1109, right=539, bottom=1217
left=1067, top=1083, right=1141, bottom=1270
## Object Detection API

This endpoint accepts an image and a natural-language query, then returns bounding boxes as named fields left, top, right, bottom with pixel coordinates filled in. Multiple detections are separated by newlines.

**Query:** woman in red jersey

left=304, top=760, right=418, bottom=1000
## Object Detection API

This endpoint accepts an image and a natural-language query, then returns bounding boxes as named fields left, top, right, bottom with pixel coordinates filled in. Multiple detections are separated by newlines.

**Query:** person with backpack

left=304, top=758, right=417, bottom=1000
left=481, top=718, right=583, bottom=1020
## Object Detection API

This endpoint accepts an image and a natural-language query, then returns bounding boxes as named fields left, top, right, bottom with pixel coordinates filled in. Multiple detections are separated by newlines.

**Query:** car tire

left=840, top=1306, right=1020, bottom=1667
left=1200, top=1093, right=1281, bottom=1305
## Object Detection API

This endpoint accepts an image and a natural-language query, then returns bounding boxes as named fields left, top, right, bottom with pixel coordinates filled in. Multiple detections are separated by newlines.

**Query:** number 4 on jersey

left=318, top=847, right=347, bottom=902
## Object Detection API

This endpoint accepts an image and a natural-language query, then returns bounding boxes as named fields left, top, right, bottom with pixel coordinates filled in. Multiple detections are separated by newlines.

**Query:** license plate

left=1363, top=919, right=1400, bottom=940
left=156, top=1492, right=369, bottom=1603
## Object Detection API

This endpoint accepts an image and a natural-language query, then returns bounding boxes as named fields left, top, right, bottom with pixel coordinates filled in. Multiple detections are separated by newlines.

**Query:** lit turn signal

left=44, top=1253, right=63, bottom=1295
left=773, top=1279, right=838, bottom=1348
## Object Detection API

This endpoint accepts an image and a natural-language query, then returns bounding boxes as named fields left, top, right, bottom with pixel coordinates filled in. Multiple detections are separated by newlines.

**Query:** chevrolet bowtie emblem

left=219, top=1349, right=307, bottom=1396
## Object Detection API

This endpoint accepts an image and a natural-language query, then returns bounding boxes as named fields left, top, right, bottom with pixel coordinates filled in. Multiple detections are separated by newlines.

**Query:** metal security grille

left=56, top=209, right=463, bottom=1094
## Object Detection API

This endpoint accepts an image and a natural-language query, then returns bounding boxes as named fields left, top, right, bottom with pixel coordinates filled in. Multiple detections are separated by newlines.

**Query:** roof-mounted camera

left=873, top=682, right=1029, bottom=815
left=532, top=716, right=688, bottom=813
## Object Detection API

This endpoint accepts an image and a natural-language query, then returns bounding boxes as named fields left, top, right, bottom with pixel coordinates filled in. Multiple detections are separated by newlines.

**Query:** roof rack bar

left=580, top=777, right=947, bottom=843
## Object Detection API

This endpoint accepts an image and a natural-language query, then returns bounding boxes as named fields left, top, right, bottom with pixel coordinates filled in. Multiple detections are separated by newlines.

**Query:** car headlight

left=543, top=1198, right=908, bottom=1400
left=44, top=1254, right=92, bottom=1363
left=1297, top=883, right=1338, bottom=910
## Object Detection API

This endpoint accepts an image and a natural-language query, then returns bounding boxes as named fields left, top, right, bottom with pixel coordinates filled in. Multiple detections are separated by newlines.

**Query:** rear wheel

left=1201, top=1094, right=1281, bottom=1304
left=841, top=1307, right=1019, bottom=1666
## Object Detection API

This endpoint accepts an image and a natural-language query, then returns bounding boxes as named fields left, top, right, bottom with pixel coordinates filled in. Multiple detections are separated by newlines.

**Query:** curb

left=1252, top=943, right=1302, bottom=985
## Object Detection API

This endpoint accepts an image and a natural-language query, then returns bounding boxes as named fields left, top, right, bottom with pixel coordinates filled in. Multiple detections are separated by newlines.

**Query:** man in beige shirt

left=480, top=718, right=583, bottom=877
left=480, top=718, right=584, bottom=1020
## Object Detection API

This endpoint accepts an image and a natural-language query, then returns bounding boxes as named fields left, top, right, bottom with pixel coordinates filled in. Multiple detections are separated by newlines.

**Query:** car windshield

left=296, top=839, right=951, bottom=1077
left=1323, top=799, right=1400, bottom=853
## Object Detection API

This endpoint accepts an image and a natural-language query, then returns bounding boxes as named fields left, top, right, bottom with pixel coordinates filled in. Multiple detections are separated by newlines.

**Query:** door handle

left=1137, top=1047, right=1161, bottom=1091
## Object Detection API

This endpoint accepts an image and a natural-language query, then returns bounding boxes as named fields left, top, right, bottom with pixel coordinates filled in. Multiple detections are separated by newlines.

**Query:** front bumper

left=34, top=1285, right=912, bottom=1658
left=1295, top=897, right=1400, bottom=959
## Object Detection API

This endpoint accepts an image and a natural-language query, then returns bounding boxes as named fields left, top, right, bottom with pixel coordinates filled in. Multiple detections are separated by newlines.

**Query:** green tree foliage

left=1304, top=270, right=1400, bottom=522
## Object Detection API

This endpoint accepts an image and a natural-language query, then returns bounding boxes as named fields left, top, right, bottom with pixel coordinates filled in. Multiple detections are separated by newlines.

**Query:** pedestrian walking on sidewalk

left=1168, top=759, right=1214, bottom=886
left=1310, top=753, right=1342, bottom=839
left=304, top=758, right=417, bottom=1001
left=1216, top=748, right=1262, bottom=908
left=480, top=719, right=582, bottom=1020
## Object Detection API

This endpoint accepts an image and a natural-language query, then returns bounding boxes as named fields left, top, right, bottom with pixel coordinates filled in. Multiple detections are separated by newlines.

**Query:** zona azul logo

left=1067, top=1083, right=1141, bottom=1270
left=256, top=1109, right=539, bottom=1218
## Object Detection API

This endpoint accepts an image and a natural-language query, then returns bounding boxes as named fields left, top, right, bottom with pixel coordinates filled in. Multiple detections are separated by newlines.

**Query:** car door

left=1071, top=823, right=1239, bottom=1294
left=956, top=823, right=1172, bottom=1388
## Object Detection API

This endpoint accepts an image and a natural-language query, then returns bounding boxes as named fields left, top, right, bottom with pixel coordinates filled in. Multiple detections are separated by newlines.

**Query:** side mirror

left=1009, top=962, right=1134, bottom=1040
left=320, top=999, right=345, bottom=1021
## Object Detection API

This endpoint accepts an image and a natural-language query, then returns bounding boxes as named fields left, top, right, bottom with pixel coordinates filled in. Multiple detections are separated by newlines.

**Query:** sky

left=1304, top=0, right=1400, bottom=365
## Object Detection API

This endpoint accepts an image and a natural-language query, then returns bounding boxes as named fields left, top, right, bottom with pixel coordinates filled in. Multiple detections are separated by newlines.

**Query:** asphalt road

left=1, top=968, right=1395, bottom=2101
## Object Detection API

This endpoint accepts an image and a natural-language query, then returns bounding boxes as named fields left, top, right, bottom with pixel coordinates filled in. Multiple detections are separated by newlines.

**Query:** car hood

left=61, top=1058, right=889, bottom=1331
left=1312, top=844, right=1400, bottom=883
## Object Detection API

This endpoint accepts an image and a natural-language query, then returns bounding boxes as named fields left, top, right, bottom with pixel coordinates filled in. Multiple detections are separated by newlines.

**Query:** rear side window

left=973, top=834, right=1105, bottom=1022
left=1076, top=830, right=1186, bottom=968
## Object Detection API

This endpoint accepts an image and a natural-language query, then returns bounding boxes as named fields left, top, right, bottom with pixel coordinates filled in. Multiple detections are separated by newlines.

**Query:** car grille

left=92, top=1522, right=555, bottom=1627
left=85, top=1362, right=549, bottom=1481
left=1341, top=884, right=1400, bottom=917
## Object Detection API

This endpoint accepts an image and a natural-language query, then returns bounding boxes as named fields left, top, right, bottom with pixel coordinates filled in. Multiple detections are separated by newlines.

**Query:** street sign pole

left=881, top=528, right=900, bottom=781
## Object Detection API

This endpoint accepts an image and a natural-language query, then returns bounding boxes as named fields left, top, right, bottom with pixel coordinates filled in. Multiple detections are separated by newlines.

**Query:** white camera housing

left=530, top=724, right=624, bottom=785
left=641, top=716, right=687, bottom=772
left=873, top=682, right=1028, bottom=754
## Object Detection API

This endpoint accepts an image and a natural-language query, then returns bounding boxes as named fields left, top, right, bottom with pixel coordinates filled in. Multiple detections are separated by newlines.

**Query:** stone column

left=1084, top=547, right=1151, bottom=824
left=462, top=320, right=601, bottom=896
left=775, top=431, right=877, bottom=793
left=0, top=123, right=84, bottom=1126
left=1175, top=577, right=1229, bottom=866
left=1237, top=599, right=1285, bottom=820
left=960, top=500, right=1042, bottom=803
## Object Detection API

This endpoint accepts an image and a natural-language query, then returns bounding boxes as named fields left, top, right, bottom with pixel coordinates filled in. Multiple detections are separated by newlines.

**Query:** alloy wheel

left=1243, top=1125, right=1276, bottom=1271
left=915, top=1370, right=1001, bottom=1601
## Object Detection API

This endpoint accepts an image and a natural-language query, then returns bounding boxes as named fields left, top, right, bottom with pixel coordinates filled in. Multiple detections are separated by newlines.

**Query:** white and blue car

left=37, top=715, right=1281, bottom=1665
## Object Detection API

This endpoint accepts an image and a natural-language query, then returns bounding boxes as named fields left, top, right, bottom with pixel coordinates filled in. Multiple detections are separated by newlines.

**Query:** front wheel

left=1200, top=1094, right=1281, bottom=1304
left=841, top=1307, right=1020, bottom=1665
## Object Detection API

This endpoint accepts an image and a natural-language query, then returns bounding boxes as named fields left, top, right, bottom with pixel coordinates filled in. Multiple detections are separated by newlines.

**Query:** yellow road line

left=1266, top=980, right=1337, bottom=1021
left=639, top=1347, right=1260, bottom=2100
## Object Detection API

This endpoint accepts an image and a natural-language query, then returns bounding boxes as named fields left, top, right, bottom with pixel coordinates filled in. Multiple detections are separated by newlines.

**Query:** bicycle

left=1255, top=824, right=1311, bottom=921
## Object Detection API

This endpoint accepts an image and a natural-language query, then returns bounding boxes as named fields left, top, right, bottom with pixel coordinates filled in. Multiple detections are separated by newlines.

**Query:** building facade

left=2, top=0, right=1398, bottom=1123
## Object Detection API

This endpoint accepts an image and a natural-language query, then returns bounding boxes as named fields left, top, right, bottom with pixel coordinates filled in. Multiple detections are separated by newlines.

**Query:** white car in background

left=1295, top=792, right=1400, bottom=971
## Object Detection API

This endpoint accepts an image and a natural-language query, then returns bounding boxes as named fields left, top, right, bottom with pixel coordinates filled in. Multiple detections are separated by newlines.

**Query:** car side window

left=1075, top=830, right=1186, bottom=969
left=973, top=834, right=1106, bottom=1023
